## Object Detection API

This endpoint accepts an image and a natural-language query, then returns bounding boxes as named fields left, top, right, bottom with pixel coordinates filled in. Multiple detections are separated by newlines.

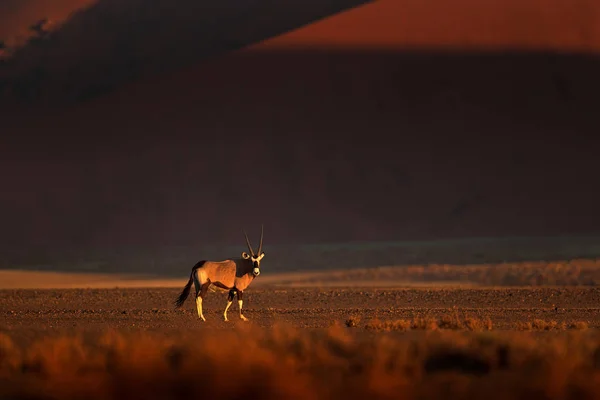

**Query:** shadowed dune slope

left=2, top=49, right=599, bottom=264
left=0, top=0, right=373, bottom=104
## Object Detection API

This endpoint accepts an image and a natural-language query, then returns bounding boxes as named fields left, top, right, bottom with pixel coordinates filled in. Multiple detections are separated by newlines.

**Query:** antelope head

left=242, top=225, right=265, bottom=277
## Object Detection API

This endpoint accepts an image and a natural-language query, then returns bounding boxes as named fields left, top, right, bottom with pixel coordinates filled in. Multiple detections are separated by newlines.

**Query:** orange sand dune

left=0, top=270, right=332, bottom=289
left=253, top=0, right=600, bottom=52
left=0, top=269, right=376, bottom=289
left=0, top=270, right=470, bottom=289
left=0, top=270, right=182, bottom=289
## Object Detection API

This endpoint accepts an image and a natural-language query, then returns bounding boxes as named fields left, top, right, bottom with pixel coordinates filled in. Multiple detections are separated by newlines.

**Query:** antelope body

left=174, top=226, right=265, bottom=322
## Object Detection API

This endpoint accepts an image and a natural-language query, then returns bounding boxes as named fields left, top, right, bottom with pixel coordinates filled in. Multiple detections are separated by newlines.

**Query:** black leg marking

left=237, top=291, right=243, bottom=301
left=228, top=289, right=236, bottom=302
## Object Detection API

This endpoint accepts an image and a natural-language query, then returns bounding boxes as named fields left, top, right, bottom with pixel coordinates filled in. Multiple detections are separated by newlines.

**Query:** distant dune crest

left=2, top=0, right=600, bottom=104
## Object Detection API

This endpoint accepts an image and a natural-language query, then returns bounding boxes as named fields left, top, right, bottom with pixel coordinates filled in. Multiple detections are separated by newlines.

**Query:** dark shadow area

left=424, top=350, right=491, bottom=376
left=1, top=49, right=599, bottom=274
left=0, top=0, right=373, bottom=105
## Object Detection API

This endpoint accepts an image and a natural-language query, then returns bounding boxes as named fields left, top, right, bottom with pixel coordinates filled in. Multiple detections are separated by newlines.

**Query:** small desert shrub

left=568, top=321, right=589, bottom=330
left=345, top=315, right=361, bottom=327
left=437, top=314, right=463, bottom=330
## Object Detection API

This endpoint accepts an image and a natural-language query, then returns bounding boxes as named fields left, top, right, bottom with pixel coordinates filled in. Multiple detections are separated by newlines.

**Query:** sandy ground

left=1, top=269, right=598, bottom=342
left=1, top=278, right=599, bottom=341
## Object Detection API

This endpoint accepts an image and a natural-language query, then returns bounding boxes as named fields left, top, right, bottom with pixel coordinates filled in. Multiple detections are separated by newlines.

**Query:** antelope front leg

left=237, top=291, right=248, bottom=321
left=223, top=289, right=235, bottom=321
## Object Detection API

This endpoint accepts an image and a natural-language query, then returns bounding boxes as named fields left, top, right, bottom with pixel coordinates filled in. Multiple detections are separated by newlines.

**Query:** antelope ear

left=258, top=252, right=265, bottom=260
left=242, top=252, right=251, bottom=259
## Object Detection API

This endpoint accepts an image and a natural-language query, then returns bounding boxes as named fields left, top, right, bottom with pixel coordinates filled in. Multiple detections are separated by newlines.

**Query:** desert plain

left=2, top=260, right=600, bottom=400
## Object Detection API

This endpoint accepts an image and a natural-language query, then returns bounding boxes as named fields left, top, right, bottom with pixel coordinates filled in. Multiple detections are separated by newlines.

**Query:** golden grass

left=516, top=320, right=590, bottom=331
left=348, top=307, right=588, bottom=333
left=362, top=311, right=493, bottom=332
left=361, top=316, right=589, bottom=333
left=2, top=325, right=600, bottom=400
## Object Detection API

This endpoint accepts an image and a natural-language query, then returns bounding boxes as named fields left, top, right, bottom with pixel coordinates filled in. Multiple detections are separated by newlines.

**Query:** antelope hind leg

left=196, top=296, right=206, bottom=321
left=195, top=283, right=210, bottom=322
left=223, top=289, right=235, bottom=321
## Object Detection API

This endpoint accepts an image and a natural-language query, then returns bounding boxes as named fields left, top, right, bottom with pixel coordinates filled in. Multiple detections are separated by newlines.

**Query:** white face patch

left=242, top=251, right=264, bottom=276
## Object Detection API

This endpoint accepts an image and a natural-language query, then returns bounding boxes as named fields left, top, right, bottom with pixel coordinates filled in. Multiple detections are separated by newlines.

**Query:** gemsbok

left=174, top=226, right=265, bottom=322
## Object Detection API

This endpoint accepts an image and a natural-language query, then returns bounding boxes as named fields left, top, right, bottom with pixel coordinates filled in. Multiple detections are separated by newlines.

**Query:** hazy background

left=1, top=0, right=599, bottom=275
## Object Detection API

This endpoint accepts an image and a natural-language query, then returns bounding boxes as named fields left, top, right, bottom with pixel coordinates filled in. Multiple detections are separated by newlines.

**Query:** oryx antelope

left=174, top=226, right=265, bottom=322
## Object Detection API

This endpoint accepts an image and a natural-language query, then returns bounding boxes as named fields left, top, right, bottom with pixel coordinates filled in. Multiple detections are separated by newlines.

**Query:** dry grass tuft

left=531, top=319, right=563, bottom=330
left=515, top=319, right=589, bottom=331
left=463, top=316, right=494, bottom=332
left=362, top=311, right=493, bottom=332
left=365, top=318, right=412, bottom=331
left=411, top=317, right=440, bottom=331
left=2, top=326, right=600, bottom=399
left=515, top=321, right=533, bottom=331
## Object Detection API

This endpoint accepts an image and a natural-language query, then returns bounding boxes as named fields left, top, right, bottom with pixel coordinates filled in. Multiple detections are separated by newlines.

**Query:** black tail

left=174, top=260, right=206, bottom=308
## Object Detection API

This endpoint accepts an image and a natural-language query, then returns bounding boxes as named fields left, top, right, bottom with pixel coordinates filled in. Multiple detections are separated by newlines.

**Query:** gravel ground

left=1, top=286, right=599, bottom=341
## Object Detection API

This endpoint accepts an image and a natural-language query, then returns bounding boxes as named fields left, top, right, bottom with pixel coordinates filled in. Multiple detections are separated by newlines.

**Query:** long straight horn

left=243, top=229, right=255, bottom=256
left=257, top=224, right=264, bottom=255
